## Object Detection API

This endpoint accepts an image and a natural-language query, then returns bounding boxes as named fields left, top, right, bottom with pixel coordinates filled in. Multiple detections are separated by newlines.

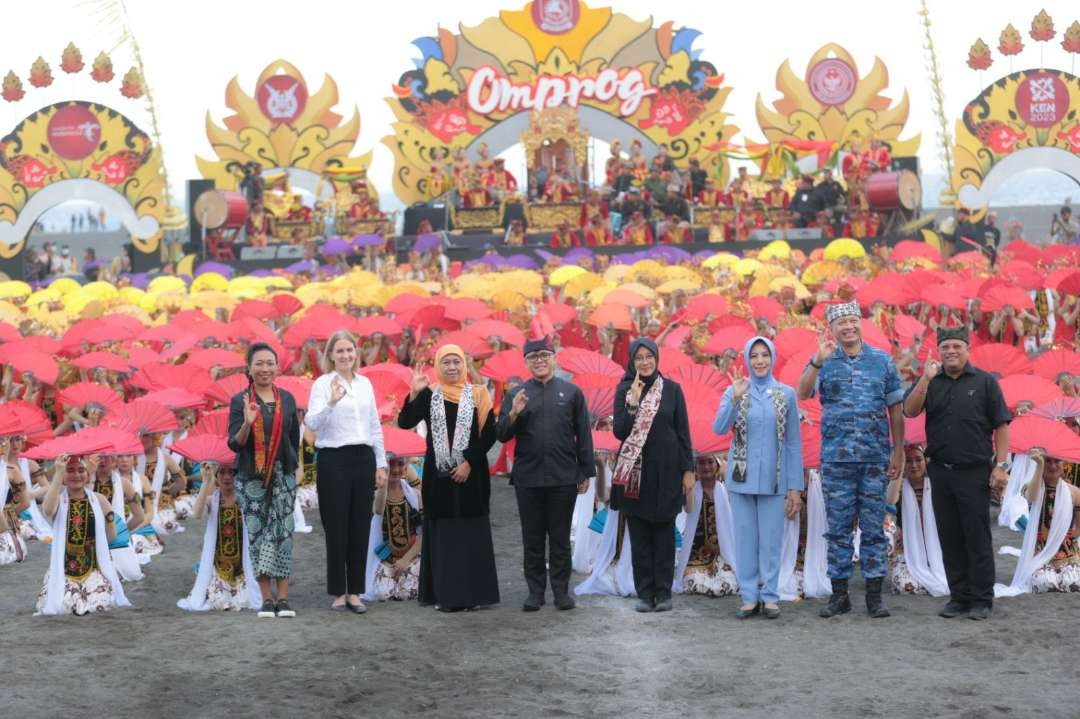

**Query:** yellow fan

left=824, top=238, right=866, bottom=261
left=48, top=277, right=82, bottom=296
left=758, top=239, right=792, bottom=261
left=702, top=252, right=739, bottom=269
left=656, top=278, right=701, bottom=294
left=147, top=276, right=188, bottom=294
left=0, top=280, right=33, bottom=299
left=550, top=265, right=589, bottom=287
left=191, top=272, right=229, bottom=293
left=801, top=260, right=844, bottom=286
left=734, top=258, right=764, bottom=276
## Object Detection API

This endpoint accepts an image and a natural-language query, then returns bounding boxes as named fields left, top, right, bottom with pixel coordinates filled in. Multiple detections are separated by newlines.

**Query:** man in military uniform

left=798, top=301, right=906, bottom=619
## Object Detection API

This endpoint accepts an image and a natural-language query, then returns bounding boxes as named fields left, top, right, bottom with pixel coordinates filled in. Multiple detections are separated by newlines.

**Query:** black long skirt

left=418, top=516, right=500, bottom=610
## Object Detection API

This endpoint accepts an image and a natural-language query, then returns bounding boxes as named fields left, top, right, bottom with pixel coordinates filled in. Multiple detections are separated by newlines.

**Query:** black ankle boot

left=819, top=579, right=852, bottom=618
left=865, top=578, right=890, bottom=618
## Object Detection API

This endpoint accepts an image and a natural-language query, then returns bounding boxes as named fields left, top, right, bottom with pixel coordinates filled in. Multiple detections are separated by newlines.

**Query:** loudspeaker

left=276, top=245, right=304, bottom=259
left=748, top=229, right=784, bottom=242
left=239, top=246, right=277, bottom=260
left=187, top=179, right=215, bottom=256
left=891, top=156, right=919, bottom=175
left=787, top=228, right=823, bottom=240
left=403, top=204, right=448, bottom=234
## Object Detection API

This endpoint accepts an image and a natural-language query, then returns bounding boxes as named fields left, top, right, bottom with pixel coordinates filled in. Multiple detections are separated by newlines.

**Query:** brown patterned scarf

left=612, top=377, right=664, bottom=499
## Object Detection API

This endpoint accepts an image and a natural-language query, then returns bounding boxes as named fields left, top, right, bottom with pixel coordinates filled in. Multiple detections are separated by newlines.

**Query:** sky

left=3, top=0, right=1079, bottom=210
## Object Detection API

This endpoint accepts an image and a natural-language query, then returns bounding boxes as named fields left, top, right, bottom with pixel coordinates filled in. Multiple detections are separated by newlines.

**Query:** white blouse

left=304, top=371, right=387, bottom=468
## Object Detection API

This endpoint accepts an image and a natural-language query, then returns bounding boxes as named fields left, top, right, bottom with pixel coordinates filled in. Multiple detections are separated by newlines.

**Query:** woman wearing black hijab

left=611, top=338, right=695, bottom=612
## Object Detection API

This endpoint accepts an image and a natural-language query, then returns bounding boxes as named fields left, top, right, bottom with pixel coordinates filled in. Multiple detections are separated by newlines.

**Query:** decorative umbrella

left=998, top=240, right=1043, bottom=265
left=658, top=347, right=695, bottom=374
left=747, top=296, right=784, bottom=324
left=919, top=284, right=967, bottom=310
left=58, top=382, right=125, bottom=414
left=284, top=259, right=318, bottom=274
left=969, top=343, right=1033, bottom=377
left=558, top=348, right=623, bottom=378
left=1053, top=271, right=1080, bottom=297
left=773, top=328, right=819, bottom=361
left=195, top=261, right=236, bottom=278
left=687, top=404, right=731, bottom=456
left=601, top=289, right=651, bottom=309
left=550, top=266, right=589, bottom=287
left=999, top=260, right=1043, bottom=290
left=570, top=372, right=619, bottom=389
left=270, top=293, right=304, bottom=317
left=860, top=320, right=892, bottom=352
left=505, top=254, right=539, bottom=270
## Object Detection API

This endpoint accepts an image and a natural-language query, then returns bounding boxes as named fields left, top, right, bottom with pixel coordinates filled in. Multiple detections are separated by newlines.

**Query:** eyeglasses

left=525, top=352, right=554, bottom=363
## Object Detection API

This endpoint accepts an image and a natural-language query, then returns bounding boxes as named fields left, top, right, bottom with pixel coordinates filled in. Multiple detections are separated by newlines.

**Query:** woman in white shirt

left=305, top=330, right=388, bottom=613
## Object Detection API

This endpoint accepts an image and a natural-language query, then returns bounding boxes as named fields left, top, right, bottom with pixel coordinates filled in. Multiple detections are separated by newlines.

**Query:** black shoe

left=735, top=602, right=761, bottom=619
left=257, top=599, right=276, bottom=618
left=275, top=600, right=296, bottom=618
left=819, top=579, right=852, bottom=618
left=522, top=594, right=544, bottom=612
left=763, top=604, right=781, bottom=619
left=654, top=598, right=673, bottom=613
left=554, top=595, right=576, bottom=611
left=938, top=600, right=971, bottom=618
left=865, top=578, right=890, bottom=619
left=968, top=605, right=992, bottom=621
left=345, top=600, right=366, bottom=615
left=634, top=598, right=654, bottom=613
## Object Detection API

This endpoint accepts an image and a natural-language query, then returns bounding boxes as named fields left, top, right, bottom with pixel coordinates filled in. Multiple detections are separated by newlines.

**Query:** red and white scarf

left=612, top=377, right=664, bottom=499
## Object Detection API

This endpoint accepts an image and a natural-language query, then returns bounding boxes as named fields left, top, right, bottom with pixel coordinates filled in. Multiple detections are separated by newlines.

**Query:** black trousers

left=626, top=515, right=676, bottom=603
left=316, top=444, right=375, bottom=597
left=929, top=462, right=995, bottom=607
left=515, top=484, right=578, bottom=598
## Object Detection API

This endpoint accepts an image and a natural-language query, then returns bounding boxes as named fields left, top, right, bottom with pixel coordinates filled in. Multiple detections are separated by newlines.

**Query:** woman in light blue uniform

left=713, top=336, right=803, bottom=619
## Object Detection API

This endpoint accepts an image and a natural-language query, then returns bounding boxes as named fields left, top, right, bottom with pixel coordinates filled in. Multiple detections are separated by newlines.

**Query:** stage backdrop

left=0, top=100, right=166, bottom=269
left=383, top=0, right=738, bottom=204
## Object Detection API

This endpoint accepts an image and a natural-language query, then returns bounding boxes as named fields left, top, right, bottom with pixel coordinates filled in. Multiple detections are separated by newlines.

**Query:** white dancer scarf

left=361, top=480, right=420, bottom=602
left=177, top=490, right=261, bottom=611
left=293, top=495, right=313, bottom=533
left=898, top=478, right=949, bottom=596
left=148, top=448, right=167, bottom=516
left=41, top=489, right=130, bottom=615
left=779, top=470, right=830, bottom=600
left=15, top=457, right=53, bottom=538
left=99, top=470, right=142, bottom=581
left=574, top=507, right=635, bottom=597
left=571, top=474, right=598, bottom=573
left=998, top=453, right=1034, bottom=531
left=995, top=478, right=1075, bottom=598
left=674, top=481, right=739, bottom=593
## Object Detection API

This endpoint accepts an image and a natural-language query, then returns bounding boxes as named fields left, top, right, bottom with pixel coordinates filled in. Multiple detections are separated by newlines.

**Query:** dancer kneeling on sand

left=675, top=454, right=739, bottom=599
left=178, top=453, right=262, bottom=612
left=37, top=454, right=130, bottom=616
left=88, top=452, right=145, bottom=582
left=115, top=454, right=163, bottom=560
left=887, top=444, right=949, bottom=597
left=362, top=456, right=423, bottom=602
left=0, top=442, right=31, bottom=564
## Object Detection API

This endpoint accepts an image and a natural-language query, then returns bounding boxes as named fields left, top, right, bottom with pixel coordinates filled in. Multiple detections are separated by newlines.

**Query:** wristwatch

left=995, top=460, right=1011, bottom=472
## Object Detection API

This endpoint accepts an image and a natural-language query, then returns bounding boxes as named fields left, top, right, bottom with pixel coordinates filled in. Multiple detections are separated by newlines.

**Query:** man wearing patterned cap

left=798, top=300, right=905, bottom=619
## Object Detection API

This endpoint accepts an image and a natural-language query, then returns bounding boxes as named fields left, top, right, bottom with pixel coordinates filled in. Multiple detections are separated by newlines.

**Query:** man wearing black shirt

left=618, top=187, right=651, bottom=221
left=660, top=185, right=690, bottom=222
left=903, top=326, right=1012, bottom=621
left=686, top=158, right=707, bottom=202
left=950, top=207, right=981, bottom=254
left=813, top=168, right=847, bottom=212
left=496, top=337, right=594, bottom=611
left=790, top=174, right=823, bottom=227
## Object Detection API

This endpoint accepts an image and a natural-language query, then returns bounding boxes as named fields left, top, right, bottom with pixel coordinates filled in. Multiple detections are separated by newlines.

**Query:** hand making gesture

left=815, top=332, right=837, bottom=366
left=510, top=387, right=529, bottom=417
left=329, top=376, right=347, bottom=406
left=628, top=372, right=646, bottom=406
left=409, top=364, right=430, bottom=401
left=727, top=364, right=750, bottom=401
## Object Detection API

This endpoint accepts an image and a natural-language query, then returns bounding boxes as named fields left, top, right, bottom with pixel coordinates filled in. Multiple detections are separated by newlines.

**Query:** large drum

left=194, top=190, right=249, bottom=230
left=865, top=170, right=921, bottom=211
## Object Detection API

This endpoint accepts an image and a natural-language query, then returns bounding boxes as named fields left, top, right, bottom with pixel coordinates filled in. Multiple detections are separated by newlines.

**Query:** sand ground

left=3, top=480, right=1078, bottom=719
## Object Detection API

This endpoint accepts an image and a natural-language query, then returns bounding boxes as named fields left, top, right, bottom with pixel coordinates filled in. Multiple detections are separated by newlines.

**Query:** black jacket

left=611, top=376, right=693, bottom=522
left=227, top=388, right=301, bottom=477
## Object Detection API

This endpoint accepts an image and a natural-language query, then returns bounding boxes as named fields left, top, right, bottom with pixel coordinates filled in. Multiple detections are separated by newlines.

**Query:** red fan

left=191, top=408, right=229, bottom=437
left=3, top=350, right=59, bottom=386
left=384, top=292, right=429, bottom=318
left=0, top=400, right=54, bottom=444
left=229, top=317, right=279, bottom=345
left=360, top=362, right=412, bottom=385
left=109, top=399, right=180, bottom=435
left=998, top=374, right=1065, bottom=409
left=948, top=250, right=991, bottom=269
left=364, top=370, right=411, bottom=408
left=801, top=422, right=822, bottom=469
left=688, top=405, right=730, bottom=456
left=658, top=347, right=694, bottom=374
left=581, top=385, right=616, bottom=420
left=270, top=293, right=304, bottom=318
left=141, top=387, right=206, bottom=410
left=592, top=429, right=621, bottom=455
left=684, top=293, right=729, bottom=321
left=58, top=382, right=125, bottom=414
left=969, top=343, right=1033, bottom=377
left=70, top=350, right=133, bottom=373
left=893, top=315, right=927, bottom=348
left=558, top=347, right=623, bottom=378
left=138, top=323, right=187, bottom=345
left=4, top=336, right=61, bottom=356
left=159, top=334, right=203, bottom=362
left=1030, top=398, right=1080, bottom=421
left=538, top=302, right=577, bottom=325
left=132, top=362, right=211, bottom=393
left=411, top=304, right=460, bottom=335
left=703, top=326, right=756, bottom=356
left=999, top=260, right=1043, bottom=290
left=0, top=322, right=20, bottom=343
left=354, top=315, right=404, bottom=338
left=666, top=362, right=729, bottom=391
left=707, top=314, right=754, bottom=333
left=187, top=347, right=246, bottom=371
left=860, top=320, right=892, bottom=352
left=748, top=297, right=783, bottom=324
left=678, top=380, right=725, bottom=405
left=77, top=426, right=143, bottom=456
left=382, top=426, right=426, bottom=458
left=61, top=318, right=137, bottom=351
left=856, top=277, right=911, bottom=307
left=204, top=373, right=250, bottom=406
left=904, top=414, right=926, bottom=445
left=773, top=328, right=818, bottom=361
left=980, top=285, right=1035, bottom=312
left=478, top=350, right=528, bottom=384
left=569, top=373, right=616, bottom=393
left=777, top=357, right=805, bottom=389
left=1044, top=244, right=1080, bottom=266
left=283, top=315, right=349, bottom=346
left=275, top=376, right=314, bottom=410
left=231, top=299, right=281, bottom=322
left=434, top=330, right=493, bottom=359
left=999, top=240, right=1043, bottom=266
left=919, top=284, right=966, bottom=310
left=892, top=240, right=941, bottom=263
left=798, top=397, right=822, bottom=425
left=587, top=304, right=633, bottom=331
left=662, top=325, right=691, bottom=350
left=444, top=298, right=493, bottom=323
left=1033, top=350, right=1080, bottom=382
left=20, top=432, right=114, bottom=460
left=169, top=434, right=236, bottom=465
left=466, top=319, right=526, bottom=348
left=122, top=345, right=161, bottom=369
left=1008, top=416, right=1080, bottom=462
